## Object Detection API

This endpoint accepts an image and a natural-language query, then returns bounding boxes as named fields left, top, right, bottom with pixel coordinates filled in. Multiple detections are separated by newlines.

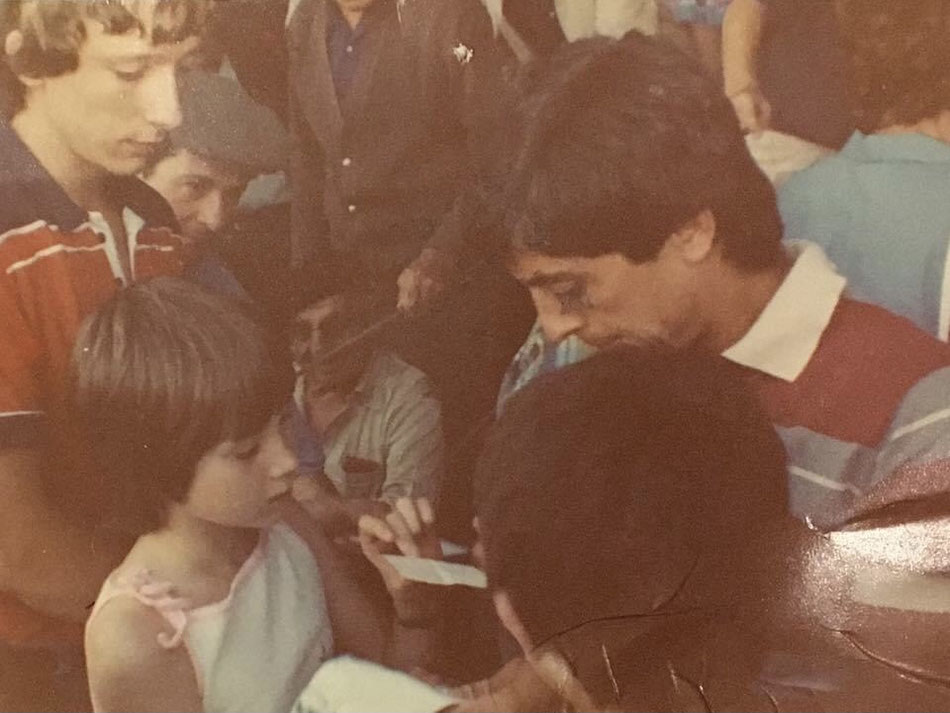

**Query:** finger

left=358, top=514, right=394, bottom=545
left=394, top=498, right=423, bottom=535
left=759, top=98, right=773, bottom=129
left=416, top=497, right=435, bottom=527
left=529, top=651, right=598, bottom=712
left=385, top=510, right=420, bottom=558
left=399, top=273, right=423, bottom=313
left=291, top=476, right=320, bottom=503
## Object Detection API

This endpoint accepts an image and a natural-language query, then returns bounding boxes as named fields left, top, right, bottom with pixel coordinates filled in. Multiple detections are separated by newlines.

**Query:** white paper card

left=383, top=555, right=487, bottom=589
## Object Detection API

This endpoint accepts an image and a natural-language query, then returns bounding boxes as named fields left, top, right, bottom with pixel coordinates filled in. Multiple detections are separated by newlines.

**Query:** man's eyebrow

left=522, top=271, right=582, bottom=288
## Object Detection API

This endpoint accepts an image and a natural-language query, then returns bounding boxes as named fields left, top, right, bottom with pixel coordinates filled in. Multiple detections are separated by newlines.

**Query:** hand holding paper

left=358, top=497, right=449, bottom=626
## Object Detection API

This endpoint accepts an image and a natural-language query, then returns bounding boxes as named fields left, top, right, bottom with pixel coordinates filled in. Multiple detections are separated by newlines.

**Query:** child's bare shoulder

left=86, top=588, right=202, bottom=710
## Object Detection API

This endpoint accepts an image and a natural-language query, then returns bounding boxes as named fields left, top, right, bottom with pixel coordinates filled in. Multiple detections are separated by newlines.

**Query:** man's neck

left=11, top=106, right=113, bottom=213
left=702, top=256, right=790, bottom=354
left=337, top=5, right=364, bottom=29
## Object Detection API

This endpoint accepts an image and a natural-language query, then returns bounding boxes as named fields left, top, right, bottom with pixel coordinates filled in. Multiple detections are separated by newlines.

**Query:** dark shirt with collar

left=288, top=0, right=508, bottom=282
left=325, top=1, right=377, bottom=99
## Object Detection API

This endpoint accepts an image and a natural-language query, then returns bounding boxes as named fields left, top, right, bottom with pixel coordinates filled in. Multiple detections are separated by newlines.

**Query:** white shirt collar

left=721, top=241, right=846, bottom=382
left=286, top=0, right=304, bottom=26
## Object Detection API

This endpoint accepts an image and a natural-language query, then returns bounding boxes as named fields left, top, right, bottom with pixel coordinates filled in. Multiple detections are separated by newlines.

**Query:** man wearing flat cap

left=143, top=69, right=290, bottom=299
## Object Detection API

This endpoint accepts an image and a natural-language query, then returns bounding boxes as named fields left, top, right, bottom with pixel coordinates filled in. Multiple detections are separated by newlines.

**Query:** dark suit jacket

left=287, top=0, right=507, bottom=280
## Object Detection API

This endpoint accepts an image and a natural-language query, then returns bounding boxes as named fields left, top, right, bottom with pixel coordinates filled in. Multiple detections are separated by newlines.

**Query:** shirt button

left=348, top=204, right=357, bottom=214
left=345, top=45, right=354, bottom=54
left=341, top=157, right=352, bottom=167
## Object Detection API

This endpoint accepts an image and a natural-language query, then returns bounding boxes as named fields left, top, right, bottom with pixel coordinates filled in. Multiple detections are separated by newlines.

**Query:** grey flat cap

left=171, top=69, right=290, bottom=174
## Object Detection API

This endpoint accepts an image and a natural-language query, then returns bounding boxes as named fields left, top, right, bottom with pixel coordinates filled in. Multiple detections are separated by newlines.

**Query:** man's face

left=294, top=297, right=370, bottom=398
left=26, top=18, right=201, bottom=176
left=510, top=244, right=703, bottom=350
left=144, top=150, right=248, bottom=245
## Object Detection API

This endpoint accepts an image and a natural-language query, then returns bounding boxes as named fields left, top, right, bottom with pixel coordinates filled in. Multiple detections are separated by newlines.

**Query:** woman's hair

left=836, top=0, right=950, bottom=132
left=71, top=278, right=292, bottom=535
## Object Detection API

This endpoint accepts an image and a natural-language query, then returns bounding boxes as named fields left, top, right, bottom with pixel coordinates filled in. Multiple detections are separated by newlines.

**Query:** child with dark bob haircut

left=75, top=278, right=388, bottom=713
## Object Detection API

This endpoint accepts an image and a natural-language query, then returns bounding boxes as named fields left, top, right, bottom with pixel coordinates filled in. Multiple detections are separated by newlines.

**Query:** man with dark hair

left=502, top=34, right=950, bottom=532
left=290, top=292, right=444, bottom=534
left=142, top=69, right=290, bottom=300
left=470, top=349, right=950, bottom=711
left=778, top=0, right=950, bottom=341
left=0, top=1, right=210, bottom=706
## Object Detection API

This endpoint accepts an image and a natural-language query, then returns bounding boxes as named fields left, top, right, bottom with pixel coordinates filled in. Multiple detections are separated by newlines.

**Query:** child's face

left=185, top=415, right=297, bottom=528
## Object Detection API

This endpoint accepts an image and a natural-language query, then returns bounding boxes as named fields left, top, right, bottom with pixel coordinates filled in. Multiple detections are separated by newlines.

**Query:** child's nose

left=264, top=416, right=299, bottom=480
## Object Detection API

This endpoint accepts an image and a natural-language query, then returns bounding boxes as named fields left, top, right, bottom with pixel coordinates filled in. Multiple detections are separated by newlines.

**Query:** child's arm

left=85, top=597, right=202, bottom=712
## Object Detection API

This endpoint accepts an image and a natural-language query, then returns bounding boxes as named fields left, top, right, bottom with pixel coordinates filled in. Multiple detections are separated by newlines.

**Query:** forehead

left=79, top=16, right=202, bottom=64
left=510, top=250, right=603, bottom=286
left=156, top=150, right=248, bottom=187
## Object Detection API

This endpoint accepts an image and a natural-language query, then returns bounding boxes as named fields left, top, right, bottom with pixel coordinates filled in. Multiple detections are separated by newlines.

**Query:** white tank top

left=88, top=524, right=334, bottom=713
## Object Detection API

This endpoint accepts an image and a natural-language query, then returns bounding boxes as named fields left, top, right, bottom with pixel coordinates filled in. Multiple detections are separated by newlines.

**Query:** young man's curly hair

left=836, top=0, right=950, bottom=132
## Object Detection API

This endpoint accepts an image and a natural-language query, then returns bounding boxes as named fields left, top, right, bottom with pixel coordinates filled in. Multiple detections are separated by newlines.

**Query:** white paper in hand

left=382, top=555, right=487, bottom=589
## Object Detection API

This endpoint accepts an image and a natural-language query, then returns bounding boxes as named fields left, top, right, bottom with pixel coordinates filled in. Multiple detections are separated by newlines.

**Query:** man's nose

left=533, top=294, right=584, bottom=344
left=197, top=192, right=226, bottom=233
left=265, top=419, right=299, bottom=481
left=140, top=65, right=182, bottom=132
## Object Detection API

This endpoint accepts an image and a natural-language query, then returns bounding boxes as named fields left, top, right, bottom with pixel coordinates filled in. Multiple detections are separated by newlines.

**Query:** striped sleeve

left=851, top=367, right=950, bottom=518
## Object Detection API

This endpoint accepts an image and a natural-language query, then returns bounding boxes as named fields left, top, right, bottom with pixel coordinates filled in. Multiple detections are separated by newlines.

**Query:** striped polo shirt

left=725, top=243, right=950, bottom=528
left=0, top=120, right=187, bottom=644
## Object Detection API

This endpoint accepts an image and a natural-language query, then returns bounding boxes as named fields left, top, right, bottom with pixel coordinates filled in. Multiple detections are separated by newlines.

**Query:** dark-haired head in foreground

left=71, top=277, right=293, bottom=535
left=502, top=33, right=786, bottom=353
left=473, top=347, right=789, bottom=707
left=472, top=348, right=950, bottom=710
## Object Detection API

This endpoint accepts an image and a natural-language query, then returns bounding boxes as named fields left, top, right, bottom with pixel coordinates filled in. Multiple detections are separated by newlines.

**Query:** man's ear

left=669, top=209, right=716, bottom=264
left=493, top=589, right=533, bottom=656
left=4, top=30, right=41, bottom=88
left=4, top=30, right=23, bottom=59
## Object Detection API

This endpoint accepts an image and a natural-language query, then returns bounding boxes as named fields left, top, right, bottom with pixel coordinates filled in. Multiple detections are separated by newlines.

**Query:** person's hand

left=291, top=473, right=350, bottom=529
left=729, top=85, right=772, bottom=134
left=358, top=497, right=443, bottom=626
left=396, top=248, right=453, bottom=314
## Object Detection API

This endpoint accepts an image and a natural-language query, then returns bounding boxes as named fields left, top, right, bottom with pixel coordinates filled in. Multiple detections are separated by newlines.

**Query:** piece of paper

left=383, top=555, right=487, bottom=589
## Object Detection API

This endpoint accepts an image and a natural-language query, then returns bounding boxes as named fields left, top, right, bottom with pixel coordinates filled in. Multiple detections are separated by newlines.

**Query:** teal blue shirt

left=779, top=131, right=950, bottom=339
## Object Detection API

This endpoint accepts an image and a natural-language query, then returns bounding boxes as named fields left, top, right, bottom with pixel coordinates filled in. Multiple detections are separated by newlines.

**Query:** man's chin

left=106, top=155, right=150, bottom=177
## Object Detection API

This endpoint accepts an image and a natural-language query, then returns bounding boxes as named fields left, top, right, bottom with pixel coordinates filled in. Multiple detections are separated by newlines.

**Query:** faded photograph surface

left=2, top=0, right=950, bottom=711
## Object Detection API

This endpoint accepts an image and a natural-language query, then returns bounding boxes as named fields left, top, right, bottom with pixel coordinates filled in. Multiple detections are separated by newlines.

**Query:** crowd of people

left=1, top=0, right=950, bottom=711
